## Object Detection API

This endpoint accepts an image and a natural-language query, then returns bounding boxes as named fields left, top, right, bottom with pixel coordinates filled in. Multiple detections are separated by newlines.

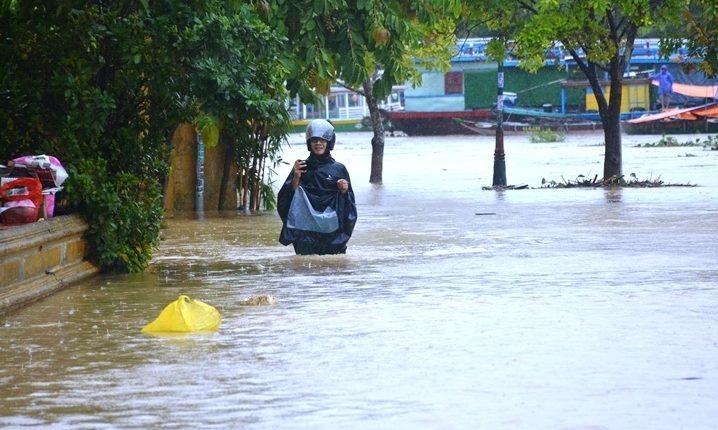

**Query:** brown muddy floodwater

left=1, top=132, right=717, bottom=430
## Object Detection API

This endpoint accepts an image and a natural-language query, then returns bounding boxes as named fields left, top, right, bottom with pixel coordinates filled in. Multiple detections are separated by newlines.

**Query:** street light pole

left=493, top=59, right=507, bottom=186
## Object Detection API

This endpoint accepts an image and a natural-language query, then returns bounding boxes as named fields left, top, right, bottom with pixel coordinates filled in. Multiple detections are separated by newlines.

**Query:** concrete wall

left=0, top=214, right=99, bottom=315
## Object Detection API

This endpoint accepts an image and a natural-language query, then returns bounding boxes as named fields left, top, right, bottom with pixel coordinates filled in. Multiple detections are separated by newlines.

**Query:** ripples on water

left=1, top=133, right=717, bottom=429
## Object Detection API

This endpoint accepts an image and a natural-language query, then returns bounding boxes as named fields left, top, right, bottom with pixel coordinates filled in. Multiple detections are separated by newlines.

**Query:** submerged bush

left=528, top=127, right=566, bottom=143
left=636, top=135, right=718, bottom=148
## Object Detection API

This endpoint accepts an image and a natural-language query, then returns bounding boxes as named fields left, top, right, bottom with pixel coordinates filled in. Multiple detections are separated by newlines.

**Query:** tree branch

left=334, top=80, right=365, bottom=97
left=517, top=0, right=537, bottom=15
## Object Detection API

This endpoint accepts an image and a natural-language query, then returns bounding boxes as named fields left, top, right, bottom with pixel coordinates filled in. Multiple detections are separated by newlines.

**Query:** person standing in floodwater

left=277, top=119, right=357, bottom=255
left=654, top=65, right=673, bottom=110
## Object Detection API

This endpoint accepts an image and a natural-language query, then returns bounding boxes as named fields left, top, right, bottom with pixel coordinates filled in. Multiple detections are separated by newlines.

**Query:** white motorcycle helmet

left=305, top=119, right=336, bottom=151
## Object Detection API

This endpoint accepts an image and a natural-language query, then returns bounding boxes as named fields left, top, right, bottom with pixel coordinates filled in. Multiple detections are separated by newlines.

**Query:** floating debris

left=481, top=184, right=529, bottom=191
left=238, top=294, right=277, bottom=306
left=540, top=173, right=696, bottom=188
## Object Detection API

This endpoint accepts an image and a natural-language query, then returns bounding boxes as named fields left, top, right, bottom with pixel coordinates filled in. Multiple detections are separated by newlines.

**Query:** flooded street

left=2, top=131, right=717, bottom=429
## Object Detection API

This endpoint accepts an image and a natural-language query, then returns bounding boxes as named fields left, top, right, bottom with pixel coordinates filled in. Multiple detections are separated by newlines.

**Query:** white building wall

left=404, top=71, right=466, bottom=111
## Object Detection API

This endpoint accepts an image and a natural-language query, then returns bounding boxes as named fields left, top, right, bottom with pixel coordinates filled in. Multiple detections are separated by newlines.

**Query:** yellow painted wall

left=585, top=81, right=651, bottom=112
left=165, top=124, right=237, bottom=213
left=164, top=124, right=195, bottom=212
left=0, top=214, right=99, bottom=314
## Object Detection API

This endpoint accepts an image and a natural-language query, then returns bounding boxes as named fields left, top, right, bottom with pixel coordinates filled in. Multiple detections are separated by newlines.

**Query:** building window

left=445, top=71, right=464, bottom=95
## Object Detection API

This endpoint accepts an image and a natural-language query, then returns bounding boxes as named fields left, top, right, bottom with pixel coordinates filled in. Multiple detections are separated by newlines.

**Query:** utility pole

left=195, top=131, right=205, bottom=213
left=493, top=59, right=507, bottom=186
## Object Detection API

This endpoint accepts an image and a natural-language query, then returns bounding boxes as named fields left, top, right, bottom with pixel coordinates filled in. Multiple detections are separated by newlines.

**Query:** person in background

left=654, top=65, right=673, bottom=110
left=277, top=119, right=357, bottom=255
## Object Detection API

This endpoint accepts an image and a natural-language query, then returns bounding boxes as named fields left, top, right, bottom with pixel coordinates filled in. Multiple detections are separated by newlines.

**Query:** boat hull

left=388, top=110, right=493, bottom=136
left=622, top=118, right=718, bottom=134
left=389, top=108, right=606, bottom=135
left=462, top=120, right=603, bottom=135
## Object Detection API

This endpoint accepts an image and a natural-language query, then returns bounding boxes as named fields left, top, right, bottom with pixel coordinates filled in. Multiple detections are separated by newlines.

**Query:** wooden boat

left=622, top=102, right=718, bottom=134
left=389, top=108, right=605, bottom=136
left=453, top=106, right=604, bottom=135
left=457, top=120, right=603, bottom=135
left=387, top=110, right=493, bottom=136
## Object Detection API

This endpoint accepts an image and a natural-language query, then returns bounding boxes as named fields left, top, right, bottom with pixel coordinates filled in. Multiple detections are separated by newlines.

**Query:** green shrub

left=528, top=127, right=566, bottom=143
left=636, top=135, right=718, bottom=148
left=64, top=159, right=164, bottom=272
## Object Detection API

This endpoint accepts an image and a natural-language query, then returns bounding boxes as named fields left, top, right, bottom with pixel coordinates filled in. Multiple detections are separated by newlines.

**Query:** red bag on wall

left=0, top=177, right=43, bottom=225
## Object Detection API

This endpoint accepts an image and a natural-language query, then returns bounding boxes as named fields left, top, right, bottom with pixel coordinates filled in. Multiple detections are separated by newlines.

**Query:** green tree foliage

left=181, top=4, right=290, bottom=211
left=264, top=0, right=461, bottom=183
left=1, top=1, right=289, bottom=271
left=469, top=0, right=681, bottom=180
left=270, top=0, right=460, bottom=99
left=661, top=0, right=718, bottom=77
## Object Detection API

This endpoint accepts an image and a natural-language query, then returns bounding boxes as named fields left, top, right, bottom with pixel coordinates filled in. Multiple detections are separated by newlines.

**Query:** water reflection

left=604, top=187, right=623, bottom=203
left=1, top=133, right=718, bottom=429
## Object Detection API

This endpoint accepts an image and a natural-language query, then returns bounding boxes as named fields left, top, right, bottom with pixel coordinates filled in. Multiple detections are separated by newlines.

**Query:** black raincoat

left=277, top=152, right=357, bottom=255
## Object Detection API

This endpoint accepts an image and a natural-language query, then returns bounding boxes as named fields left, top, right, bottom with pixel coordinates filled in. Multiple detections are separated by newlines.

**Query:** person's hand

left=337, top=179, right=349, bottom=194
left=291, top=159, right=306, bottom=190
left=293, top=159, right=306, bottom=177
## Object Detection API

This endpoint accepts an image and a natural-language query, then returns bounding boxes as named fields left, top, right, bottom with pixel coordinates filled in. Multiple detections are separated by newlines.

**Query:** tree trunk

left=569, top=54, right=626, bottom=181
left=565, top=22, right=638, bottom=181
left=602, top=77, right=624, bottom=180
left=362, top=79, right=385, bottom=184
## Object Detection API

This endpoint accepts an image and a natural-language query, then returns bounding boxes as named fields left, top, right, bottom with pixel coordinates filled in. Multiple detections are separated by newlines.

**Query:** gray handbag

left=286, top=186, right=339, bottom=233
